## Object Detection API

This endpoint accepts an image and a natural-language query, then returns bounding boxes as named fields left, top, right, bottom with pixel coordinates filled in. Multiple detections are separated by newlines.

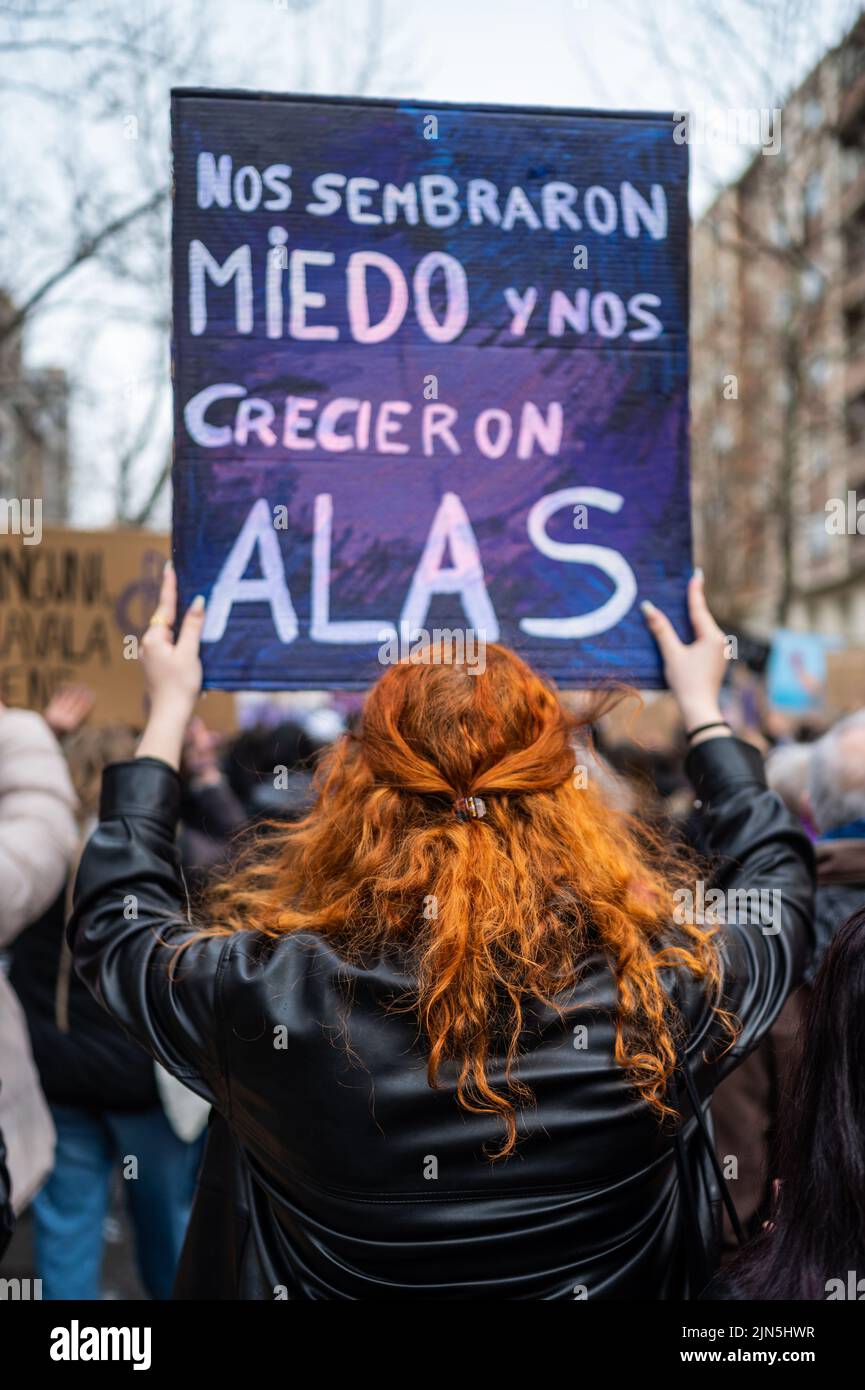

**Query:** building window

left=848, top=396, right=865, bottom=443
left=802, top=98, right=823, bottom=131
left=770, top=215, right=791, bottom=248
left=807, top=512, right=830, bottom=562
left=852, top=477, right=865, bottom=566
left=801, top=267, right=823, bottom=302
left=842, top=44, right=865, bottom=88
left=804, top=172, right=824, bottom=217
left=774, top=287, right=793, bottom=325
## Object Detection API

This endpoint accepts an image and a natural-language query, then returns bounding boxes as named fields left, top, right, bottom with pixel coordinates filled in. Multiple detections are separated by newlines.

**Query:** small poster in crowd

left=766, top=628, right=844, bottom=714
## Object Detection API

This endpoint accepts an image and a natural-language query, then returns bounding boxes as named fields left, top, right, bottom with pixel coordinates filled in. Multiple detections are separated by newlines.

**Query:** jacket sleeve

left=0, top=709, right=78, bottom=947
left=679, top=736, right=816, bottom=1097
left=67, top=758, right=234, bottom=1110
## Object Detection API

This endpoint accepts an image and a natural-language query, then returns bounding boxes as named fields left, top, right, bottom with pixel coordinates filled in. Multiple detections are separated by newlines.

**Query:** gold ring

left=148, top=611, right=170, bottom=628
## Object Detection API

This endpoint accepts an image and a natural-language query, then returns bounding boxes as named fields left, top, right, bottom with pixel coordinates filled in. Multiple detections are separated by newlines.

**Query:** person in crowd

left=710, top=738, right=816, bottom=1251
left=764, top=742, right=815, bottom=829
left=67, top=566, right=815, bottom=1299
left=9, top=708, right=206, bottom=1299
left=805, top=710, right=865, bottom=983
left=0, top=1120, right=13, bottom=1263
left=178, top=717, right=249, bottom=892
left=0, top=703, right=78, bottom=1249
left=223, top=717, right=322, bottom=824
left=705, top=903, right=865, bottom=1300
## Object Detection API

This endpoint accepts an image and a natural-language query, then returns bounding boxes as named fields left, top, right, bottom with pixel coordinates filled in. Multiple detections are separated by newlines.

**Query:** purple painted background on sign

left=171, top=89, right=691, bottom=689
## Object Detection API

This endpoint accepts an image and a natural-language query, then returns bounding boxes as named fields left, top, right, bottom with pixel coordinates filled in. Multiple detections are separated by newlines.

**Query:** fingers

left=687, top=569, right=723, bottom=641
left=44, top=683, right=95, bottom=729
left=67, top=684, right=95, bottom=715
left=642, top=572, right=724, bottom=653
left=150, top=561, right=178, bottom=630
left=176, top=593, right=206, bottom=658
left=640, top=597, right=683, bottom=661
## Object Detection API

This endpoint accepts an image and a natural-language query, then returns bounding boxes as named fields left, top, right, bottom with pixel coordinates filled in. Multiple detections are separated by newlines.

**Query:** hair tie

left=454, top=795, right=486, bottom=821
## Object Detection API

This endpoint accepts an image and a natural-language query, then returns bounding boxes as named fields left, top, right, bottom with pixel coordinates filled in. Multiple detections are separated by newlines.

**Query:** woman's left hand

left=136, top=563, right=205, bottom=770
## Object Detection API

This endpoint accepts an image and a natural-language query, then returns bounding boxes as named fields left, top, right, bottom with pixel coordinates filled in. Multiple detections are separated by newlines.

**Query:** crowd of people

left=0, top=566, right=862, bottom=1300
left=0, top=665, right=333, bottom=1296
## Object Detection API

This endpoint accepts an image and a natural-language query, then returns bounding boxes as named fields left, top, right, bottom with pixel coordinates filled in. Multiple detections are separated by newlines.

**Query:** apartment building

left=0, top=291, right=70, bottom=523
left=691, top=14, right=865, bottom=642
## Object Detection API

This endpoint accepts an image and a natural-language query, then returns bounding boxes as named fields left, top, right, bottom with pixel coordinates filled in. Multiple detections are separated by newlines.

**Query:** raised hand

left=44, top=684, right=96, bottom=736
left=136, top=563, right=205, bottom=770
left=640, top=570, right=731, bottom=745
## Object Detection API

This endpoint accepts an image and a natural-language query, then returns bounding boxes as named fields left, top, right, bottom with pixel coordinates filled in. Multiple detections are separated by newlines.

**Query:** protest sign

left=171, top=90, right=691, bottom=690
left=766, top=628, right=844, bottom=714
left=0, top=527, right=235, bottom=727
left=598, top=690, right=682, bottom=753
left=825, top=648, right=865, bottom=713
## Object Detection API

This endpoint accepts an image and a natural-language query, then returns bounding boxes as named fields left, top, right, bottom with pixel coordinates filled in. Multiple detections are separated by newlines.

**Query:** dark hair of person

left=726, top=906, right=865, bottom=1299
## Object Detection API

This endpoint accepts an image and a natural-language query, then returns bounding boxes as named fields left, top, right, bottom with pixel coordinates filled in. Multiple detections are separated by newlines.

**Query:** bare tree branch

left=0, top=185, right=168, bottom=342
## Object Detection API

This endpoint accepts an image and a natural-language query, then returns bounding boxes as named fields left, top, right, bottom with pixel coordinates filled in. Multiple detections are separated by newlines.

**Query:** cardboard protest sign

left=0, top=527, right=235, bottom=728
left=598, top=690, right=683, bottom=753
left=171, top=90, right=691, bottom=690
left=825, top=648, right=865, bottom=713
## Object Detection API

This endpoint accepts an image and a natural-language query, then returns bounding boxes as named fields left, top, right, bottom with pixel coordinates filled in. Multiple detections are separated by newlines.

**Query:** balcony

left=844, top=167, right=865, bottom=222
left=843, top=259, right=865, bottom=312
left=848, top=457, right=865, bottom=486
left=845, top=353, right=865, bottom=400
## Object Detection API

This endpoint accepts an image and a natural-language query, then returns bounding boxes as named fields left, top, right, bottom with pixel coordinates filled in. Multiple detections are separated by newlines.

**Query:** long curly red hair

left=200, top=642, right=731, bottom=1157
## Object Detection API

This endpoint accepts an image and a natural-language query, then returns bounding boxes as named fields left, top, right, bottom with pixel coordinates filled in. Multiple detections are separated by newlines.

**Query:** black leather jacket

left=68, top=736, right=815, bottom=1300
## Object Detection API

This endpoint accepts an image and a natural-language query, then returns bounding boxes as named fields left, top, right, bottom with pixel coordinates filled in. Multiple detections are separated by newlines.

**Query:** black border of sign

left=170, top=86, right=679, bottom=124
left=169, top=88, right=690, bottom=691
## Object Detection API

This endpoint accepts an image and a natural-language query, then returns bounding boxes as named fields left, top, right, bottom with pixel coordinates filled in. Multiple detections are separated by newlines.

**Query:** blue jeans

left=32, top=1104, right=204, bottom=1300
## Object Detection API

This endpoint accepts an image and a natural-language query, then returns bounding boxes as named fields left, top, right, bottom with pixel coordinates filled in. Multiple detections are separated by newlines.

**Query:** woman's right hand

left=640, top=570, right=731, bottom=743
left=136, top=563, right=205, bottom=771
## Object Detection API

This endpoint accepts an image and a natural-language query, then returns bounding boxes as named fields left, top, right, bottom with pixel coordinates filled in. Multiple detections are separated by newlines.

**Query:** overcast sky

left=8, top=0, right=861, bottom=524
